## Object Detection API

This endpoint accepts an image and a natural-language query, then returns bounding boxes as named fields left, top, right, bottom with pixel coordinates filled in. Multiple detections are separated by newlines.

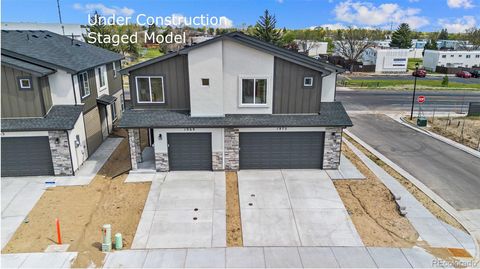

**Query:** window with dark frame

left=201, top=78, right=210, bottom=86
left=97, top=67, right=106, bottom=88
left=136, top=76, right=165, bottom=103
left=18, top=77, right=32, bottom=90
left=111, top=102, right=117, bottom=120
left=303, top=77, right=313, bottom=87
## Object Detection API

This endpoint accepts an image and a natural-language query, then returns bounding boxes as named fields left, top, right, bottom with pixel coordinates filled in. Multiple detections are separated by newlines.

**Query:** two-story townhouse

left=1, top=30, right=124, bottom=177
left=119, top=32, right=352, bottom=172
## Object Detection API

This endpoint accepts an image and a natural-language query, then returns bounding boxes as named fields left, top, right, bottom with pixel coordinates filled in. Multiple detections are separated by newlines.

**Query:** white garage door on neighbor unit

left=239, top=132, right=325, bottom=169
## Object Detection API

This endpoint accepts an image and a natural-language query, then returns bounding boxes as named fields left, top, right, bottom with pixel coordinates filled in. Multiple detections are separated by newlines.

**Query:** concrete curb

left=391, top=115, right=480, bottom=159
left=344, top=129, right=480, bottom=261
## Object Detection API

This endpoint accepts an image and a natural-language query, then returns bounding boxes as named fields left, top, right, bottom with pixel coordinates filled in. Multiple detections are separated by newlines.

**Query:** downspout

left=71, top=74, right=78, bottom=105
left=334, top=72, right=338, bottom=101
left=65, top=130, right=75, bottom=176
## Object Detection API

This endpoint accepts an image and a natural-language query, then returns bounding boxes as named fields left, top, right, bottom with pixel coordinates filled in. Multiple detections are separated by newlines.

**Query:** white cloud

left=217, top=16, right=234, bottom=28
left=73, top=3, right=134, bottom=16
left=446, top=0, right=475, bottom=8
left=438, top=16, right=477, bottom=33
left=317, top=23, right=349, bottom=30
left=333, top=0, right=429, bottom=29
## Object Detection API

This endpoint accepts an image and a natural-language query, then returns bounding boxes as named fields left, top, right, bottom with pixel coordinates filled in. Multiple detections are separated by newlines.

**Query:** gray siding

left=1, top=65, right=49, bottom=118
left=107, top=60, right=123, bottom=95
left=80, top=68, right=99, bottom=113
left=39, top=76, right=53, bottom=113
left=273, top=57, right=323, bottom=114
left=129, top=55, right=190, bottom=110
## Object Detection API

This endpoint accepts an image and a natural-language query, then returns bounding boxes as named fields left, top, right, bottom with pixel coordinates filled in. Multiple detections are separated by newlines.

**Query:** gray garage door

left=1, top=137, right=54, bottom=176
left=167, top=133, right=212, bottom=171
left=239, top=132, right=324, bottom=169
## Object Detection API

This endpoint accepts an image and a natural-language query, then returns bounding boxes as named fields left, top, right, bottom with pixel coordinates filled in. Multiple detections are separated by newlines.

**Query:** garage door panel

left=167, top=133, right=212, bottom=171
left=239, top=132, right=324, bottom=169
left=1, top=137, right=54, bottom=176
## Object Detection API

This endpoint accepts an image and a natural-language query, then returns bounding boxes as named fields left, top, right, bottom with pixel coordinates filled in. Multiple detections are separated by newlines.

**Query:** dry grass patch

left=334, top=144, right=419, bottom=247
left=427, top=116, right=480, bottom=150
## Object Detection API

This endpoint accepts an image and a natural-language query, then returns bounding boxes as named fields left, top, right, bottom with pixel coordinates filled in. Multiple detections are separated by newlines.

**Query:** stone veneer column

left=128, top=129, right=141, bottom=170
left=212, top=152, right=224, bottom=171
left=323, top=127, right=343, bottom=170
left=155, top=152, right=169, bottom=172
left=48, top=131, right=73, bottom=176
left=224, top=128, right=239, bottom=170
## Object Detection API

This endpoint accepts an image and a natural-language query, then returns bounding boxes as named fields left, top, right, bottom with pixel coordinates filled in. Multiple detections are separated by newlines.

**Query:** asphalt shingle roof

left=1, top=55, right=55, bottom=76
left=97, top=94, right=117, bottom=105
left=1, top=30, right=123, bottom=73
left=118, top=102, right=352, bottom=129
left=121, top=32, right=344, bottom=75
left=1, top=105, right=84, bottom=131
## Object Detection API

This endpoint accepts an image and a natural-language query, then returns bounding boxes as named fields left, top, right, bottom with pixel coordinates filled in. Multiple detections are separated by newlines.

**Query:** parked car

left=456, top=71, right=472, bottom=78
left=470, top=70, right=480, bottom=78
left=412, top=69, right=427, bottom=77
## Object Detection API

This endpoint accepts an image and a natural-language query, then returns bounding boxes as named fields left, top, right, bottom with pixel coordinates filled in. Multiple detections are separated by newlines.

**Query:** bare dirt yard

left=334, top=144, right=419, bottom=247
left=226, top=171, right=243, bottom=247
left=426, top=116, right=480, bottom=150
left=2, top=130, right=151, bottom=268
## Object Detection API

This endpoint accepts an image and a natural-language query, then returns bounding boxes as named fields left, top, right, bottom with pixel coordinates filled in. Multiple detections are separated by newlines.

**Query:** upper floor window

left=476, top=55, right=480, bottom=58
left=466, top=55, right=471, bottom=58
left=18, top=77, right=32, bottom=90
left=78, top=72, right=90, bottom=98
left=241, top=78, right=267, bottom=105
left=458, top=55, right=462, bottom=57
left=442, top=55, right=446, bottom=58
left=303, top=77, right=314, bottom=87
left=201, top=78, right=210, bottom=86
left=136, top=76, right=165, bottom=103
left=97, top=66, right=107, bottom=89
left=450, top=55, right=454, bottom=57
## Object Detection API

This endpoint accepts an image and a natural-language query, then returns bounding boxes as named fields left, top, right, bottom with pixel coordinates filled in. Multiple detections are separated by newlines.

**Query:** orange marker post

left=56, top=218, right=62, bottom=245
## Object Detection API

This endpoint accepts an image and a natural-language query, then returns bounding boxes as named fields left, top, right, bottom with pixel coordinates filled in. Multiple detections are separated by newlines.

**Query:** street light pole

left=410, top=63, right=419, bottom=120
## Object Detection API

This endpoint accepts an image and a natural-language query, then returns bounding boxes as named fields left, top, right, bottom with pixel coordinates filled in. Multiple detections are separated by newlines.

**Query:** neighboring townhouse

left=423, top=50, right=480, bottom=71
left=362, top=47, right=409, bottom=73
left=119, top=32, right=352, bottom=172
left=2, top=22, right=87, bottom=41
left=1, top=30, right=124, bottom=177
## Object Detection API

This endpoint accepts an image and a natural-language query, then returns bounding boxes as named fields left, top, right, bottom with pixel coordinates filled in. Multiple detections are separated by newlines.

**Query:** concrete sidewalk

left=103, top=246, right=467, bottom=268
left=1, top=137, right=123, bottom=249
left=1, top=252, right=77, bottom=268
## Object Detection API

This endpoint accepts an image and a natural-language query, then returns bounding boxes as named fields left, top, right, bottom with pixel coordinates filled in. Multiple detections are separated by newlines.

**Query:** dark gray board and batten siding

left=273, top=57, right=323, bottom=114
left=1, top=65, right=53, bottom=118
left=129, top=55, right=190, bottom=110
left=107, top=60, right=123, bottom=94
left=80, top=68, right=99, bottom=113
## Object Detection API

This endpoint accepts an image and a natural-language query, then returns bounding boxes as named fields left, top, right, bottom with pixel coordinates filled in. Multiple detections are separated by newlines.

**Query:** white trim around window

left=135, top=76, right=166, bottom=104
left=78, top=71, right=90, bottom=99
left=238, top=75, right=270, bottom=107
left=303, top=76, right=314, bottom=87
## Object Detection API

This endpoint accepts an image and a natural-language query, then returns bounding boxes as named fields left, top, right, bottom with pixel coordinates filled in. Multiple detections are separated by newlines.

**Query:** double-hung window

left=136, top=76, right=165, bottom=103
left=241, top=78, right=267, bottom=105
left=78, top=72, right=90, bottom=98
left=113, top=62, right=118, bottom=78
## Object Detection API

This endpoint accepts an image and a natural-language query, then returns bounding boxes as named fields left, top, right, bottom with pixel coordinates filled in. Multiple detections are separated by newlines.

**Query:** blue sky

left=2, top=0, right=479, bottom=32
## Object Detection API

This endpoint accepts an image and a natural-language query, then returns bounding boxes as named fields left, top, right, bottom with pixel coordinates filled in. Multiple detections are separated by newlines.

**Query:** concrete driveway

left=131, top=171, right=226, bottom=249
left=238, top=170, right=363, bottom=247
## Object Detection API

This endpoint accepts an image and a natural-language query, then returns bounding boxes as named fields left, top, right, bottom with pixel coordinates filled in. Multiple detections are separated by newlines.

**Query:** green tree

left=85, top=11, right=117, bottom=52
left=465, top=27, right=480, bottom=49
left=253, top=9, right=282, bottom=45
left=438, top=28, right=449, bottom=40
left=441, top=76, right=449, bottom=87
left=390, top=23, right=412, bottom=48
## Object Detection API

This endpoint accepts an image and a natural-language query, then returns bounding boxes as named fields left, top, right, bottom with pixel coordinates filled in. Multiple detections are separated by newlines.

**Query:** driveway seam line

left=280, top=169, right=303, bottom=246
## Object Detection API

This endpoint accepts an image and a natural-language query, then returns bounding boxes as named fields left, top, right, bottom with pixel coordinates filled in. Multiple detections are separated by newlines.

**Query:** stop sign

left=417, top=95, right=425, bottom=103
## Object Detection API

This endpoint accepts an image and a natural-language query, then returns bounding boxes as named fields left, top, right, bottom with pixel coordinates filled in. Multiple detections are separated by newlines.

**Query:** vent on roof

left=32, top=34, right=39, bottom=38
left=75, top=43, right=81, bottom=47
left=16, top=30, right=23, bottom=33
left=46, top=34, right=52, bottom=37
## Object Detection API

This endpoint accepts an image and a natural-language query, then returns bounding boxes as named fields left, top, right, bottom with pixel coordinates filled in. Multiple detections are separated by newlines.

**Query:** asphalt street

left=337, top=89, right=480, bottom=112
left=348, top=114, right=480, bottom=211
